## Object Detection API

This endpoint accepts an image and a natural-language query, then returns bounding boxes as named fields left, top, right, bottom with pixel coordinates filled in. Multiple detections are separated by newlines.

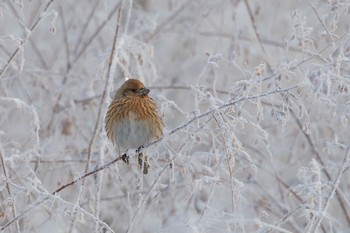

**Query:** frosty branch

left=0, top=0, right=56, bottom=78
left=53, top=84, right=298, bottom=194
left=1, top=84, right=298, bottom=231
left=311, top=145, right=350, bottom=232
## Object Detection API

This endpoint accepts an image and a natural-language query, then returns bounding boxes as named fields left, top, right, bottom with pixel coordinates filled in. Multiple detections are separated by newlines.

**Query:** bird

left=105, top=78, right=164, bottom=174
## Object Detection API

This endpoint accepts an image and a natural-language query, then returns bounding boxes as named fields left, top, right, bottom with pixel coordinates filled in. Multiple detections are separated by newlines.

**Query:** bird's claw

left=122, top=154, right=129, bottom=165
left=136, top=145, right=144, bottom=153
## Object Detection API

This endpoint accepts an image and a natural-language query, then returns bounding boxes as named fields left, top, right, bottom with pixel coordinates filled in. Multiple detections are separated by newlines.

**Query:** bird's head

left=114, top=79, right=150, bottom=99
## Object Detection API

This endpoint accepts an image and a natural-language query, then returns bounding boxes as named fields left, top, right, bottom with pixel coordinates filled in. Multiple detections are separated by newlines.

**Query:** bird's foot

left=122, top=154, right=129, bottom=165
left=136, top=145, right=144, bottom=153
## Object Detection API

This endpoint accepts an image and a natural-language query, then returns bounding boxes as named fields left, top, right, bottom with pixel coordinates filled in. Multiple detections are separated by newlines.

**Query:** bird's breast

left=105, top=97, right=163, bottom=149
left=112, top=116, right=152, bottom=149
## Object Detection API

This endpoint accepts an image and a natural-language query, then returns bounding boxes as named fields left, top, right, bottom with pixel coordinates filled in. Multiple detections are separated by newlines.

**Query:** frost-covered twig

left=308, top=3, right=334, bottom=45
left=58, top=5, right=70, bottom=71
left=125, top=137, right=189, bottom=233
left=213, top=113, right=236, bottom=210
left=0, top=193, right=115, bottom=233
left=92, top=4, right=123, bottom=232
left=147, top=85, right=298, bottom=148
left=0, top=196, right=50, bottom=231
left=52, top=156, right=124, bottom=195
left=196, top=182, right=216, bottom=225
left=261, top=32, right=349, bottom=83
left=73, top=0, right=101, bottom=55
left=55, top=194, right=116, bottom=233
left=0, top=0, right=56, bottom=78
left=255, top=220, right=294, bottom=233
left=0, top=85, right=298, bottom=230
left=243, top=0, right=269, bottom=57
left=123, top=0, right=134, bottom=36
left=0, top=147, right=20, bottom=233
left=262, top=204, right=306, bottom=233
left=292, top=111, right=350, bottom=224
left=145, top=0, right=195, bottom=42
left=311, top=146, right=350, bottom=232
left=72, top=2, right=121, bottom=65
left=67, top=5, right=123, bottom=232
left=83, top=1, right=123, bottom=175
left=125, top=159, right=171, bottom=233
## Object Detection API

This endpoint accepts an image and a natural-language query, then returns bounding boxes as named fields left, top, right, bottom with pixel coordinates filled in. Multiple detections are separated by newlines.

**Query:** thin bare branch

left=312, top=146, right=350, bottom=232
left=73, top=0, right=102, bottom=55
left=308, top=3, right=334, bottom=45
left=0, top=85, right=298, bottom=230
left=243, top=0, right=269, bottom=58
left=72, top=2, right=121, bottom=65
left=67, top=5, right=123, bottom=232
left=145, top=0, right=195, bottom=42
left=0, top=147, right=20, bottom=233
left=0, top=0, right=56, bottom=78
left=291, top=111, right=350, bottom=225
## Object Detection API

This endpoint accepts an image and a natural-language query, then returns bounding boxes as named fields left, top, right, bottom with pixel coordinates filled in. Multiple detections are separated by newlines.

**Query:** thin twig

left=243, top=0, right=269, bottom=57
left=192, top=31, right=327, bottom=61
left=0, top=147, right=20, bottom=233
left=0, top=193, right=115, bottom=232
left=291, top=112, right=350, bottom=225
left=73, top=0, right=102, bottom=55
left=84, top=4, right=123, bottom=186
left=53, top=155, right=123, bottom=194
left=308, top=3, right=334, bottom=45
left=145, top=0, right=195, bottom=42
left=148, top=85, right=298, bottom=148
left=59, top=5, right=71, bottom=71
left=72, top=2, right=121, bottom=65
left=0, top=196, right=49, bottom=231
left=213, top=113, right=236, bottom=210
left=67, top=5, right=123, bottom=232
left=1, top=85, right=298, bottom=230
left=125, top=161, right=171, bottom=233
left=28, top=39, right=49, bottom=69
left=196, top=182, right=217, bottom=225
left=123, top=137, right=190, bottom=233
left=312, top=146, right=350, bottom=232
left=0, top=0, right=56, bottom=78
left=93, top=4, right=124, bottom=232
left=29, top=159, right=96, bottom=164
left=261, top=31, right=349, bottom=82
left=263, top=205, right=306, bottom=233
left=123, top=0, right=134, bottom=35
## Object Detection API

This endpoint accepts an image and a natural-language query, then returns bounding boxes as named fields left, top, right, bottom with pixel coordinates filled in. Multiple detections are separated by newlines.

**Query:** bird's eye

left=131, top=89, right=137, bottom=93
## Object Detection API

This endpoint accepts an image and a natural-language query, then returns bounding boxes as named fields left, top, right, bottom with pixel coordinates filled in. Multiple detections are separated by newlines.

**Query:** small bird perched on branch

left=105, top=78, right=164, bottom=174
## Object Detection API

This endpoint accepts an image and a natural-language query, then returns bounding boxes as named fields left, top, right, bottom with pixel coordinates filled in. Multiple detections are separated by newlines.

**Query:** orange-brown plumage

left=105, top=79, right=164, bottom=173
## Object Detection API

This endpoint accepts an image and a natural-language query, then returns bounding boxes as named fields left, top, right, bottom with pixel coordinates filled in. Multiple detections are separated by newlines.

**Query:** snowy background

left=1, top=0, right=350, bottom=232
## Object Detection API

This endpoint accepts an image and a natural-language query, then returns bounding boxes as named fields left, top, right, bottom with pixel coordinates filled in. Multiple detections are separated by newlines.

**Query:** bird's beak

left=140, top=88, right=150, bottom=96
